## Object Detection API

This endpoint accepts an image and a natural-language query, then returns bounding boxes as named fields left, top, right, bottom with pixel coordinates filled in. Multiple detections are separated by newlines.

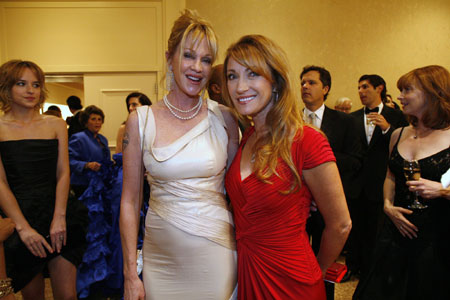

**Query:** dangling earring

left=166, top=66, right=174, bottom=91
left=272, top=88, right=279, bottom=102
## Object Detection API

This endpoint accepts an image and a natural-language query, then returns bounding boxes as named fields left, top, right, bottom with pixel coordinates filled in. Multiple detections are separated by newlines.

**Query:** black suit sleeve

left=334, top=114, right=363, bottom=173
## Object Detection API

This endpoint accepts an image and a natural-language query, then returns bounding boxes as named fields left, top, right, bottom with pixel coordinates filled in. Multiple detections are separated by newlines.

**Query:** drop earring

left=166, top=66, right=174, bottom=91
left=272, top=88, right=279, bottom=102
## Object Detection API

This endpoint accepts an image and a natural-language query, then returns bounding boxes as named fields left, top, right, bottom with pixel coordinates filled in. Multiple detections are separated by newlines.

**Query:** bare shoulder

left=0, top=116, right=8, bottom=140
left=217, top=104, right=237, bottom=126
left=391, top=126, right=403, bottom=140
left=126, top=110, right=139, bottom=128
left=44, top=115, right=66, bottom=127
left=389, top=125, right=409, bottom=152
left=148, top=100, right=164, bottom=115
left=433, top=127, right=450, bottom=148
left=44, top=115, right=67, bottom=133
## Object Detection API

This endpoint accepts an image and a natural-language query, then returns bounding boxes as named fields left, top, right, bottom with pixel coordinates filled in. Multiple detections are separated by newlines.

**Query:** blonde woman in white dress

left=119, top=9, right=239, bottom=300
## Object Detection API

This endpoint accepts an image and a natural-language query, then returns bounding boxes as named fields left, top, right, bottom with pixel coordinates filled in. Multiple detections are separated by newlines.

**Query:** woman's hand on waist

left=384, top=202, right=418, bottom=239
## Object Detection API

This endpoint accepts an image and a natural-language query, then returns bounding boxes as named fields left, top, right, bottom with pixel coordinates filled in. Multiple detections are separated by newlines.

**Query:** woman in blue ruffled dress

left=68, top=105, right=114, bottom=298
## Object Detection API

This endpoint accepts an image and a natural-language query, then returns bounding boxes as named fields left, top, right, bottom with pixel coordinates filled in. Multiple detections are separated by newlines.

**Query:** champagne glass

left=366, top=115, right=374, bottom=126
left=403, top=160, right=427, bottom=209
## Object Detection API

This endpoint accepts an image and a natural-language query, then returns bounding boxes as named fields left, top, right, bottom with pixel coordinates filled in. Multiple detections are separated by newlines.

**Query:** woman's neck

left=253, top=119, right=268, bottom=140
left=5, top=107, right=40, bottom=123
left=167, top=88, right=201, bottom=110
left=413, top=122, right=432, bottom=139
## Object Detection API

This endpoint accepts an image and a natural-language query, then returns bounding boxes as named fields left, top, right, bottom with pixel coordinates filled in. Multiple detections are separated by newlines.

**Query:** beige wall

left=0, top=0, right=186, bottom=145
left=0, top=0, right=185, bottom=79
left=186, top=0, right=450, bottom=111
left=0, top=1, right=163, bottom=73
left=1, top=0, right=448, bottom=113
left=47, top=82, right=84, bottom=105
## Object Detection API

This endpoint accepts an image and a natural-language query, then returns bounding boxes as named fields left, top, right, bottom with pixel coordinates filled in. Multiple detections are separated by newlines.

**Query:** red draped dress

left=225, top=126, right=335, bottom=300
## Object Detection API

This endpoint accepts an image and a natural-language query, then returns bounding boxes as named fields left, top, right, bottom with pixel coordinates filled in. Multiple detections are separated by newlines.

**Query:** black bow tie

left=365, top=107, right=379, bottom=114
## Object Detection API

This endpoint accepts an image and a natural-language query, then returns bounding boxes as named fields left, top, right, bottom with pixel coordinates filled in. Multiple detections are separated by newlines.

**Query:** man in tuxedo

left=66, top=95, right=84, bottom=138
left=301, top=66, right=362, bottom=298
left=348, top=74, right=408, bottom=280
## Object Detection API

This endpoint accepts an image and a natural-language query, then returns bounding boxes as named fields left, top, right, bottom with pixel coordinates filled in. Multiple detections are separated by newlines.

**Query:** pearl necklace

left=163, top=95, right=202, bottom=120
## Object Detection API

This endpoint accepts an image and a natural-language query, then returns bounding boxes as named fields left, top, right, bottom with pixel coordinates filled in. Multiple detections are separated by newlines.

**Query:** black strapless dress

left=353, top=130, right=450, bottom=300
left=0, top=139, right=88, bottom=292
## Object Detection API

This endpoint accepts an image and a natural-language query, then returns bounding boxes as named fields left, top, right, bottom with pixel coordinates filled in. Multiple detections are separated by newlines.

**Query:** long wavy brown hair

left=397, top=65, right=450, bottom=130
left=223, top=35, right=304, bottom=193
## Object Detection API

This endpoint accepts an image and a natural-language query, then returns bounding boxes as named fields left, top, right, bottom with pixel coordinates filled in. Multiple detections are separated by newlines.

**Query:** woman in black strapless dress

left=0, top=60, right=87, bottom=299
left=353, top=65, right=450, bottom=300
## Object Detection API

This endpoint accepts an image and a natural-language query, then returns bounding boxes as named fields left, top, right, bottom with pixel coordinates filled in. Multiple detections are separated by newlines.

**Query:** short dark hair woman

left=116, top=92, right=152, bottom=153
left=69, top=105, right=110, bottom=198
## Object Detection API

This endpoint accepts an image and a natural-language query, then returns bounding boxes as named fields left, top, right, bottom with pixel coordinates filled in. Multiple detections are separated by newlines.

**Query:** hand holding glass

left=403, top=160, right=427, bottom=209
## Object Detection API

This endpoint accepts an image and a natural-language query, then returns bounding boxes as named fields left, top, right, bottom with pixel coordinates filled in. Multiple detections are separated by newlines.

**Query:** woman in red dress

left=223, top=35, right=352, bottom=299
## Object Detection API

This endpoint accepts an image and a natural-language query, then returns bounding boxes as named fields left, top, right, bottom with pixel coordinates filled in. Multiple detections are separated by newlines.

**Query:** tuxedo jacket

left=67, top=110, right=84, bottom=138
left=321, top=106, right=363, bottom=200
left=351, top=106, right=408, bottom=203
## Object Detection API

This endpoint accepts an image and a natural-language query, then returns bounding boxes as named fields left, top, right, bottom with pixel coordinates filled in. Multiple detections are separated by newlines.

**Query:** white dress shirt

left=303, top=104, right=325, bottom=129
left=364, top=102, right=384, bottom=144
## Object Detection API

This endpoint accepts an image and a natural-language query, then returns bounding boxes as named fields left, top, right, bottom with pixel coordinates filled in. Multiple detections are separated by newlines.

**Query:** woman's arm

left=50, top=118, right=71, bottom=252
left=219, top=105, right=239, bottom=169
left=303, top=161, right=351, bottom=275
left=119, top=111, right=145, bottom=300
left=383, top=128, right=417, bottom=239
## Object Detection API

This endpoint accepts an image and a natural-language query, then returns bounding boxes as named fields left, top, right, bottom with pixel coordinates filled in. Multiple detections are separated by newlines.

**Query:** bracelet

left=0, top=278, right=13, bottom=298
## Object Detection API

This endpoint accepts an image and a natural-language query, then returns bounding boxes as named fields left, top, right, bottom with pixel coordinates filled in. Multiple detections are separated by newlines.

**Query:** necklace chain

left=163, top=95, right=203, bottom=120
left=413, top=127, right=431, bottom=139
left=164, top=95, right=202, bottom=113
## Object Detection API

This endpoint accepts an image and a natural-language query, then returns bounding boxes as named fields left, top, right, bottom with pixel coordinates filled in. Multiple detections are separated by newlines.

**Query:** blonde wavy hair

left=223, top=35, right=304, bottom=193
left=164, top=9, right=218, bottom=90
left=0, top=60, right=47, bottom=112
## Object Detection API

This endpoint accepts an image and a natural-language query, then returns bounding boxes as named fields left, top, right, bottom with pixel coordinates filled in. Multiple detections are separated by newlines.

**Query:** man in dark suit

left=66, top=95, right=84, bottom=138
left=301, top=66, right=362, bottom=298
left=348, top=74, right=408, bottom=280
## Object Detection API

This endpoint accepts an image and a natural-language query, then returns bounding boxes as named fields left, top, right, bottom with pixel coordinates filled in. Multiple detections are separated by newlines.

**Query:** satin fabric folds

left=136, top=101, right=237, bottom=300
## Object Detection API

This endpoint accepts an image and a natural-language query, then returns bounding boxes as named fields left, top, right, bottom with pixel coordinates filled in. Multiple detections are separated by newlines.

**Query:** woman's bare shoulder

left=43, top=115, right=67, bottom=129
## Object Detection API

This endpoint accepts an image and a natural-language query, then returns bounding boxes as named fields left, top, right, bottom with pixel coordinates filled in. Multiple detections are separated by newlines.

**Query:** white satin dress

left=136, top=100, right=237, bottom=300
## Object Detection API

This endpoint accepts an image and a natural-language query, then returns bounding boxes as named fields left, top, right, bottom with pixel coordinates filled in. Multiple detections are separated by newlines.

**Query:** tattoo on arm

left=122, top=132, right=130, bottom=151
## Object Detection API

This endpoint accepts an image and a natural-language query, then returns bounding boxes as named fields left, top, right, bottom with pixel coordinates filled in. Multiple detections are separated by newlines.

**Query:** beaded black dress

left=353, top=129, right=450, bottom=300
left=0, top=139, right=88, bottom=291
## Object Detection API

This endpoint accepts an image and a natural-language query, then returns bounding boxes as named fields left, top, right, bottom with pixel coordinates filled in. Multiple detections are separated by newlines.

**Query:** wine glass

left=366, top=115, right=374, bottom=126
left=403, top=160, right=427, bottom=209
